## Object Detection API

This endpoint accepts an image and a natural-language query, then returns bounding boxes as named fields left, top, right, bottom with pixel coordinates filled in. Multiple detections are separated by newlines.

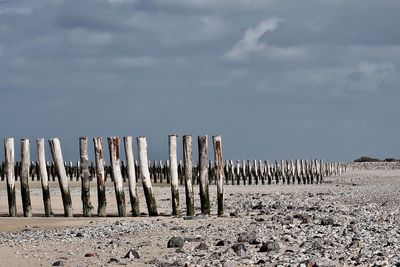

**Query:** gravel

left=1, top=167, right=400, bottom=266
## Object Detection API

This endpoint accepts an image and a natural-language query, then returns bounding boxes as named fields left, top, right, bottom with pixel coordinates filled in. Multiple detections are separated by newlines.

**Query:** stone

left=108, top=258, right=119, bottom=264
left=223, top=260, right=238, bottom=267
left=84, top=252, right=96, bottom=257
left=52, top=261, right=64, bottom=266
left=315, top=258, right=337, bottom=267
left=195, top=242, right=209, bottom=251
left=237, top=231, right=257, bottom=243
left=216, top=240, right=227, bottom=246
left=320, top=218, right=335, bottom=226
left=75, top=232, right=84, bottom=238
left=231, top=243, right=246, bottom=257
left=167, top=237, right=185, bottom=248
left=124, top=249, right=140, bottom=259
left=259, top=241, right=280, bottom=253
left=252, top=202, right=264, bottom=210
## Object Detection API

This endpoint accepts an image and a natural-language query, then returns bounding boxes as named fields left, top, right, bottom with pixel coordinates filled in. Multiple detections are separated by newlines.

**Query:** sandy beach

left=0, top=167, right=399, bottom=266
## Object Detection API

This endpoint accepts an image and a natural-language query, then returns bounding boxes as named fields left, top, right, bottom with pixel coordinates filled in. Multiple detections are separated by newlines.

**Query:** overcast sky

left=1, top=0, right=399, bottom=162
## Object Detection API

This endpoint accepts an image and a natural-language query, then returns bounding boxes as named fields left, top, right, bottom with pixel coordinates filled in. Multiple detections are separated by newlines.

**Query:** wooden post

left=4, top=138, right=17, bottom=216
left=266, top=160, right=272, bottom=185
left=137, top=136, right=158, bottom=216
left=79, top=137, right=93, bottom=217
left=37, top=139, right=52, bottom=217
left=49, top=138, right=73, bottom=217
left=197, top=135, right=210, bottom=215
left=93, top=137, right=107, bottom=217
left=123, top=136, right=140, bottom=217
left=235, top=160, right=241, bottom=185
left=183, top=135, right=195, bottom=216
left=20, top=139, right=32, bottom=217
left=212, top=135, right=224, bottom=216
left=168, top=134, right=180, bottom=216
left=107, top=137, right=126, bottom=217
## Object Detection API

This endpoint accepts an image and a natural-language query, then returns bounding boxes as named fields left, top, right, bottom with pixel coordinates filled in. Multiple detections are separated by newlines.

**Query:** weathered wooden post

left=266, top=160, right=272, bottom=185
left=37, top=139, right=52, bottom=217
left=212, top=135, right=224, bottom=216
left=168, top=134, right=180, bottom=216
left=4, top=138, right=16, bottom=216
left=20, top=139, right=32, bottom=217
left=107, top=137, right=126, bottom=217
left=183, top=135, right=195, bottom=216
left=79, top=137, right=93, bottom=217
left=198, top=135, right=210, bottom=215
left=93, top=137, right=107, bottom=217
left=235, top=160, right=241, bottom=185
left=123, top=136, right=140, bottom=217
left=137, top=136, right=158, bottom=216
left=49, top=138, right=73, bottom=217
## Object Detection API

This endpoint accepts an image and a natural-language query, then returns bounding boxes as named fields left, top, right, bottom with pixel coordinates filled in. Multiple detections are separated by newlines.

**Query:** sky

left=0, top=0, right=399, bottom=162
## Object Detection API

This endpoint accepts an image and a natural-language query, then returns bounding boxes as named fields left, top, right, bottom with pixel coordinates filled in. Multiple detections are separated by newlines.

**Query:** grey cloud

left=0, top=0, right=399, bottom=161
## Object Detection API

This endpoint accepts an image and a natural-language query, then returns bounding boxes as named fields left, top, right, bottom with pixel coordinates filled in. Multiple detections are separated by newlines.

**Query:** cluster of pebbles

left=0, top=168, right=400, bottom=266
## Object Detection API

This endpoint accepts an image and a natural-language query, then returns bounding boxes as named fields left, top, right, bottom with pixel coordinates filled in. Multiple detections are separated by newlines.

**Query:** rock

left=315, top=258, right=337, bottom=267
left=229, top=211, right=239, bottom=217
left=184, top=237, right=203, bottom=242
left=249, top=238, right=262, bottom=245
left=223, top=260, right=238, bottom=267
left=231, top=243, right=246, bottom=257
left=84, top=252, right=96, bottom=257
left=52, top=261, right=64, bottom=266
left=294, top=213, right=312, bottom=223
left=320, top=218, right=335, bottom=226
left=195, top=242, right=209, bottom=251
left=305, top=259, right=316, bottom=267
left=108, top=258, right=119, bottom=263
left=256, top=259, right=266, bottom=264
left=167, top=237, right=185, bottom=248
left=252, top=202, right=264, bottom=210
left=237, top=231, right=257, bottom=243
left=216, top=240, right=227, bottom=246
left=124, top=249, right=140, bottom=259
left=75, top=232, right=84, bottom=238
left=271, top=202, right=282, bottom=209
left=259, top=241, right=280, bottom=252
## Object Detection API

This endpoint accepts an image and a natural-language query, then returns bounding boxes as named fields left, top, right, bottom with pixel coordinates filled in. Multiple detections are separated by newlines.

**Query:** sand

left=0, top=168, right=399, bottom=266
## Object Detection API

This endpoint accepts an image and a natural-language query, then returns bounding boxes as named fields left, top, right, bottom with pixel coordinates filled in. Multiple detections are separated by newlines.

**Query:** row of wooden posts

left=2, top=136, right=344, bottom=218
left=0, top=158, right=344, bottom=186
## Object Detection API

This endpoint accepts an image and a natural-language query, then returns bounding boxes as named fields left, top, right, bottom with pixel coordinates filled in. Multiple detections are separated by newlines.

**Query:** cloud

left=107, top=0, right=138, bottom=4
left=224, top=17, right=307, bottom=61
left=125, top=12, right=228, bottom=46
left=153, top=0, right=276, bottom=10
left=0, top=6, right=32, bottom=16
left=357, top=61, right=395, bottom=76
left=113, top=56, right=156, bottom=67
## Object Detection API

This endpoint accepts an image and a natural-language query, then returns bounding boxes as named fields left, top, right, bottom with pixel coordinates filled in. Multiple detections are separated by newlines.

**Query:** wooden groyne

left=0, top=136, right=345, bottom=217
left=0, top=157, right=345, bottom=185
